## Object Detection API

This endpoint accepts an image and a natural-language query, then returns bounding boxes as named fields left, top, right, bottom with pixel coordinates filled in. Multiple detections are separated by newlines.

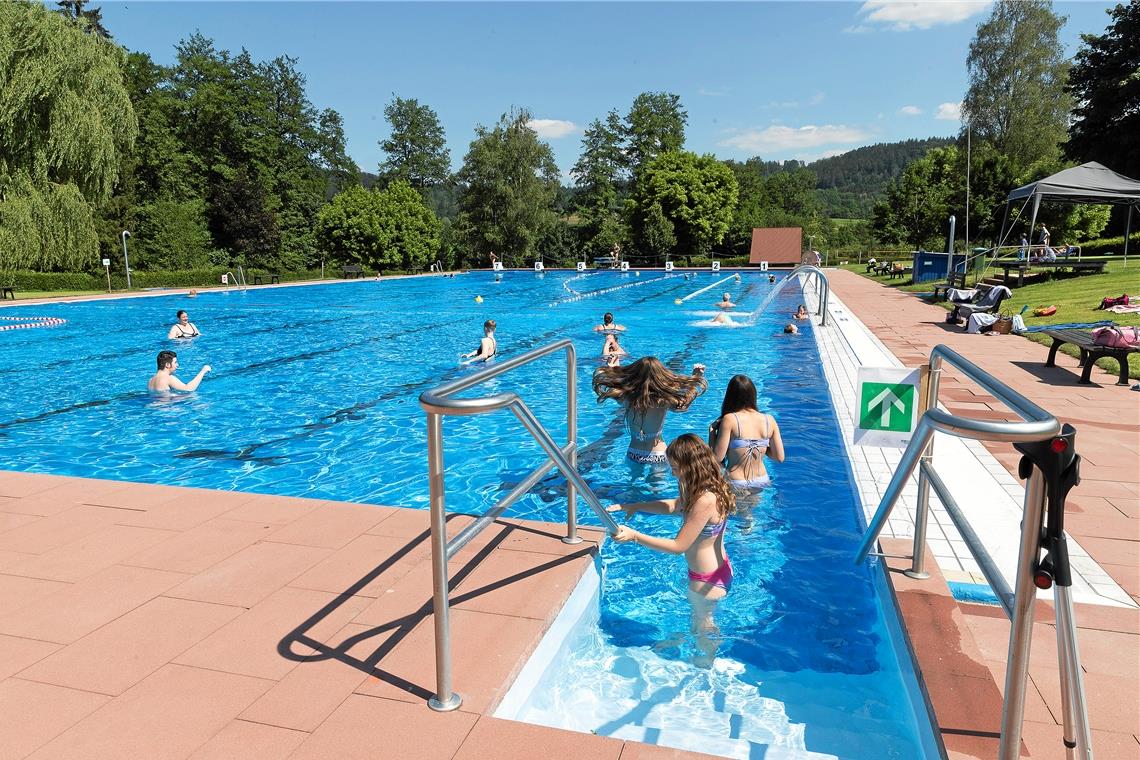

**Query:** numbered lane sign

left=665, top=261, right=674, bottom=272
left=760, top=261, right=769, bottom=272
left=534, top=261, right=544, bottom=272
left=711, top=261, right=721, bottom=272
left=620, top=261, right=630, bottom=272
left=576, top=261, right=586, bottom=272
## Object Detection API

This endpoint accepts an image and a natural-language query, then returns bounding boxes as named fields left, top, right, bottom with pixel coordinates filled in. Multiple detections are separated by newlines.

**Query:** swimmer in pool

left=715, top=292, right=735, bottom=309
left=462, top=319, right=497, bottom=363
left=602, top=331, right=628, bottom=367
left=711, top=313, right=736, bottom=326
left=768, top=274, right=776, bottom=283
left=167, top=310, right=201, bottom=339
left=607, top=434, right=735, bottom=666
left=784, top=323, right=798, bottom=334
left=148, top=350, right=211, bottom=393
left=593, top=312, right=626, bottom=335
left=793, top=304, right=809, bottom=320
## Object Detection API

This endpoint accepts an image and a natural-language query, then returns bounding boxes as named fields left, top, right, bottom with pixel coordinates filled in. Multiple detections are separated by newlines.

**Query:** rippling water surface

left=0, top=272, right=928, bottom=758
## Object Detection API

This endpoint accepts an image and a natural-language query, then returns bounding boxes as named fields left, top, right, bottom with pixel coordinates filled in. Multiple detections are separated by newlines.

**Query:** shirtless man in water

left=148, top=350, right=211, bottom=392
left=715, top=292, right=735, bottom=309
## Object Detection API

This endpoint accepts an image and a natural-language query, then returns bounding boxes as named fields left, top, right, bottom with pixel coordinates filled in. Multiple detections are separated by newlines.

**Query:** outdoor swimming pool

left=0, top=272, right=935, bottom=758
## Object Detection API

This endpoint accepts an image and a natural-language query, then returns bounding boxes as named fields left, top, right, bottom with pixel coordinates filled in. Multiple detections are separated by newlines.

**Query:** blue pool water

left=0, top=272, right=933, bottom=758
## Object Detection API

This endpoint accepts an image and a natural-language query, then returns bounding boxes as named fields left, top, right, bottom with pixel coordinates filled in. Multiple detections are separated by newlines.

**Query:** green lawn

left=4, top=289, right=107, bottom=300
left=838, top=259, right=1140, bottom=380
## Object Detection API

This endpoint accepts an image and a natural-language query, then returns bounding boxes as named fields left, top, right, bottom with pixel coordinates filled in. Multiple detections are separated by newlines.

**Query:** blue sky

left=95, top=1, right=1119, bottom=178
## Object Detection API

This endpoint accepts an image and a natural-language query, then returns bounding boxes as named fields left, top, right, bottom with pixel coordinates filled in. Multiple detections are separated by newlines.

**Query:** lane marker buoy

left=0, top=316, right=67, bottom=332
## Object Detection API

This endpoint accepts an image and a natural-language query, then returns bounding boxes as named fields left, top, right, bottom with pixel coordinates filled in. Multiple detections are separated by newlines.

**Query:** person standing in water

left=167, top=310, right=201, bottom=339
left=607, top=434, right=735, bottom=666
left=462, top=320, right=497, bottom=363
left=148, top=350, right=211, bottom=393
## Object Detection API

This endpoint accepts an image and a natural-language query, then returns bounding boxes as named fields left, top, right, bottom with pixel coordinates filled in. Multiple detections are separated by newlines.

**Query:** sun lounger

left=951, top=286, right=1011, bottom=330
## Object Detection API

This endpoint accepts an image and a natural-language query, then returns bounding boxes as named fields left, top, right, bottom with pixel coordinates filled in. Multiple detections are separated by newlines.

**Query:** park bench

left=341, top=264, right=362, bottom=279
left=931, top=272, right=968, bottom=301
left=0, top=284, right=14, bottom=300
left=1043, top=328, right=1137, bottom=386
left=887, top=265, right=913, bottom=280
left=253, top=273, right=280, bottom=285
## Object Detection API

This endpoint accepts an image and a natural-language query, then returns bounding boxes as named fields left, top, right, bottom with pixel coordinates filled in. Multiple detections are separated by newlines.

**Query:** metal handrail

left=418, top=338, right=619, bottom=712
left=747, top=264, right=830, bottom=326
left=854, top=344, right=1090, bottom=760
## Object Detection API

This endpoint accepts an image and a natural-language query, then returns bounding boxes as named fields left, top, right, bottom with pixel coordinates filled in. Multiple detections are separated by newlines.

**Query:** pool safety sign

left=854, top=367, right=922, bottom=448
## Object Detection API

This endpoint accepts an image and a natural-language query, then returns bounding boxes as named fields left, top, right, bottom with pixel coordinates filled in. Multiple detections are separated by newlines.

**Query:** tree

left=316, top=181, right=440, bottom=271
left=871, top=147, right=958, bottom=249
left=209, top=169, right=280, bottom=265
left=378, top=96, right=450, bottom=189
left=455, top=109, right=560, bottom=267
left=0, top=0, right=136, bottom=271
left=572, top=110, right=629, bottom=256
left=630, top=152, right=737, bottom=260
left=624, top=92, right=687, bottom=173
left=317, top=109, right=360, bottom=196
left=1065, top=3, right=1140, bottom=183
left=55, top=0, right=110, bottom=38
left=961, top=1, right=1071, bottom=173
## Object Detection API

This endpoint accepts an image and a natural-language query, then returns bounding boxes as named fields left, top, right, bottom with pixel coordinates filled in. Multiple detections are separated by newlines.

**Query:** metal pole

left=563, top=345, right=582, bottom=545
left=945, top=215, right=956, bottom=282
left=120, top=231, right=132, bottom=290
left=1124, top=204, right=1133, bottom=269
left=426, top=412, right=461, bottom=712
left=1053, top=583, right=1093, bottom=758
left=965, top=124, right=971, bottom=256
left=906, top=357, right=941, bottom=579
left=998, top=467, right=1048, bottom=760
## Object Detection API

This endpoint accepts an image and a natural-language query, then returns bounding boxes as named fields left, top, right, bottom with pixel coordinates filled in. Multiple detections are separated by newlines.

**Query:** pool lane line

left=0, top=316, right=67, bottom=331
left=562, top=271, right=604, bottom=296
left=679, top=274, right=740, bottom=303
left=547, top=273, right=677, bottom=307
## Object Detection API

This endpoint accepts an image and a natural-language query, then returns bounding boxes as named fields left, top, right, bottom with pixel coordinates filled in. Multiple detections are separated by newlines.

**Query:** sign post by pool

left=853, top=366, right=925, bottom=448
left=102, top=258, right=111, bottom=292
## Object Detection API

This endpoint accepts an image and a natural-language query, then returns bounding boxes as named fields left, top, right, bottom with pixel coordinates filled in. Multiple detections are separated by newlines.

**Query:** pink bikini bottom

left=687, top=557, right=734, bottom=592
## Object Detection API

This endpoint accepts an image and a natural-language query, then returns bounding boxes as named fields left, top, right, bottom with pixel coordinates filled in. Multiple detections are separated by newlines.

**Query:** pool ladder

left=746, top=264, right=830, bottom=326
left=419, top=338, right=620, bottom=712
left=855, top=345, right=1091, bottom=760
left=223, top=268, right=248, bottom=290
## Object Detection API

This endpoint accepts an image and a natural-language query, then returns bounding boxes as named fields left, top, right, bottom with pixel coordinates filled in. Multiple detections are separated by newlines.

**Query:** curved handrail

left=746, top=264, right=830, bottom=326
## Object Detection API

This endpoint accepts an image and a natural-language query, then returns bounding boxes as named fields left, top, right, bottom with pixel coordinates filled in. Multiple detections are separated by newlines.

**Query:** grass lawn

left=838, top=258, right=1140, bottom=380
left=3, top=290, right=108, bottom=301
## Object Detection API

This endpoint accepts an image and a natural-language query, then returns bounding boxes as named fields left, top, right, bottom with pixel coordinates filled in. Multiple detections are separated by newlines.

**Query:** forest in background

left=1, top=0, right=1135, bottom=283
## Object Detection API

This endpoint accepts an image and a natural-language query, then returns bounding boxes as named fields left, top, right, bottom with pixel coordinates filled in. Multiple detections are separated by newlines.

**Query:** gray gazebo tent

left=1001, top=161, right=1140, bottom=266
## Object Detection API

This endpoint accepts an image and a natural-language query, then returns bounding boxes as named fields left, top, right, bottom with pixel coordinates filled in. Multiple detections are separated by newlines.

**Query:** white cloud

left=719, top=124, right=872, bottom=153
left=527, top=119, right=578, bottom=139
left=899, top=105, right=923, bottom=116
left=935, top=101, right=962, bottom=121
left=856, top=1, right=990, bottom=31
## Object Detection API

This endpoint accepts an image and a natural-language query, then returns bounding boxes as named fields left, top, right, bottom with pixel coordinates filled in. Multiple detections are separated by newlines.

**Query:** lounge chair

left=952, top=286, right=1011, bottom=330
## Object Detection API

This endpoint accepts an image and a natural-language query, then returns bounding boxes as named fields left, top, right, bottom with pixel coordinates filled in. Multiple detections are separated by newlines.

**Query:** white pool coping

left=803, top=275, right=1135, bottom=609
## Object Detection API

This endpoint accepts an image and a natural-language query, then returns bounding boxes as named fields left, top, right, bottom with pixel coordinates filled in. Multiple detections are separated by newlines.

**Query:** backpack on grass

left=1097, top=294, right=1129, bottom=309
left=1091, top=325, right=1140, bottom=348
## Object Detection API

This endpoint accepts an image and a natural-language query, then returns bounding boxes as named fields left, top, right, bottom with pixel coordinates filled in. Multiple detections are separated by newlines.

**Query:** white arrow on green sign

left=854, top=367, right=922, bottom=447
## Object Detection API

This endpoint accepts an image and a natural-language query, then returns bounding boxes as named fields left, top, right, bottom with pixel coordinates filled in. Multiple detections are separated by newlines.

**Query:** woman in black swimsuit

left=462, top=319, right=497, bottom=363
left=167, top=310, right=201, bottom=339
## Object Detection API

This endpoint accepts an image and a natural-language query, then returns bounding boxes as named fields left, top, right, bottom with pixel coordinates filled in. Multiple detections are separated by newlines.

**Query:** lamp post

left=120, top=231, right=132, bottom=290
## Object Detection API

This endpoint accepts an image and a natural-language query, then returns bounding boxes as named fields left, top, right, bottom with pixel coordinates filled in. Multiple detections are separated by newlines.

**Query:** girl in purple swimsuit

left=709, top=374, right=784, bottom=533
left=607, top=434, right=735, bottom=665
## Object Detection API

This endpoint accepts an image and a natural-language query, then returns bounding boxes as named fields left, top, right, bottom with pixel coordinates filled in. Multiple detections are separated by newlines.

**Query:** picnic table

left=1043, top=328, right=1137, bottom=386
left=0, top=284, right=14, bottom=300
left=994, top=258, right=1107, bottom=288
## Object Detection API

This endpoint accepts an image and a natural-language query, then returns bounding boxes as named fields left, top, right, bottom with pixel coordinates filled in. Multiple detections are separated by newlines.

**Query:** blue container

left=912, top=250, right=968, bottom=283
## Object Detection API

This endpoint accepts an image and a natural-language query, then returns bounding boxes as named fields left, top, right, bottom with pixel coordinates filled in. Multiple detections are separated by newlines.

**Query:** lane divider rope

left=0, top=316, right=67, bottom=332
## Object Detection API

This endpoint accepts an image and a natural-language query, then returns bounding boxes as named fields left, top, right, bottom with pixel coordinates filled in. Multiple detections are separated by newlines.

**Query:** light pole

left=120, top=231, right=132, bottom=290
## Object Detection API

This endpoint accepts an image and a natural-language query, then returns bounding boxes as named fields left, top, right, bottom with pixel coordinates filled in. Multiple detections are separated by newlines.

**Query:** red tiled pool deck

left=829, top=269, right=1139, bottom=759
left=0, top=270, right=1136, bottom=759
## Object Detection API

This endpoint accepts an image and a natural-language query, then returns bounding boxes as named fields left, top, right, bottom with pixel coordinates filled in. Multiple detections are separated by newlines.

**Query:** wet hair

left=666, top=434, right=734, bottom=519
left=722, top=293, right=731, bottom=300
left=483, top=319, right=496, bottom=332
left=592, top=356, right=707, bottom=413
left=720, top=374, right=758, bottom=417
left=156, top=350, right=176, bottom=370
left=176, top=310, right=188, bottom=319
left=784, top=324, right=797, bottom=334
left=603, top=312, right=614, bottom=325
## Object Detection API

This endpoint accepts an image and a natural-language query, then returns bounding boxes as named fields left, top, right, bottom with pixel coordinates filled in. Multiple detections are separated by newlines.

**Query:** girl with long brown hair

left=607, top=434, right=735, bottom=663
left=592, top=356, right=707, bottom=464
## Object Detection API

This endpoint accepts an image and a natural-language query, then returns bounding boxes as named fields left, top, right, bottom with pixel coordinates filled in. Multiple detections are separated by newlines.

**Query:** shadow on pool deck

left=0, top=471, right=724, bottom=759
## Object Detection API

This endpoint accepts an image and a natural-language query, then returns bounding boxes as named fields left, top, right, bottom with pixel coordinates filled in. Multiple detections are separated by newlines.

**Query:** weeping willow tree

left=0, top=0, right=136, bottom=271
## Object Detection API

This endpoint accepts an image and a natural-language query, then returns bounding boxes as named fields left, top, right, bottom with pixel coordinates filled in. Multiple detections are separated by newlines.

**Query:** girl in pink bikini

left=607, top=434, right=735, bottom=664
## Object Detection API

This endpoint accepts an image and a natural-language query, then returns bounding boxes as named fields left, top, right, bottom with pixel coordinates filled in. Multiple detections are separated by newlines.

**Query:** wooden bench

left=931, top=272, right=968, bottom=301
left=341, top=264, right=362, bottom=279
left=1043, top=328, right=1137, bottom=386
left=253, top=273, right=280, bottom=285
left=887, top=265, right=913, bottom=280
left=0, top=285, right=14, bottom=300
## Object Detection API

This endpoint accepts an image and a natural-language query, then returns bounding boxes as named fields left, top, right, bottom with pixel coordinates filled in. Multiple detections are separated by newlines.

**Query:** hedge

left=0, top=268, right=333, bottom=292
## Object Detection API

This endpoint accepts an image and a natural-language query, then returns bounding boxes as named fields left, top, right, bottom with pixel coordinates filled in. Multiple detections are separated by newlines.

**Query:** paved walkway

left=826, top=269, right=1139, bottom=758
left=0, top=472, right=712, bottom=759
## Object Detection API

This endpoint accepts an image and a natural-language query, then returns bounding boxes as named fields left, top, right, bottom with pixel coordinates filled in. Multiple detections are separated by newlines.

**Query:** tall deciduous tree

left=961, top=0, right=1071, bottom=173
left=55, top=0, right=110, bottom=38
left=1065, top=2, right=1140, bottom=182
left=317, top=109, right=360, bottom=196
left=315, top=182, right=440, bottom=271
left=624, top=92, right=687, bottom=173
left=455, top=109, right=560, bottom=267
left=630, top=152, right=737, bottom=260
left=872, top=146, right=958, bottom=249
left=572, top=110, right=628, bottom=256
left=379, top=96, right=450, bottom=189
left=0, top=0, right=136, bottom=271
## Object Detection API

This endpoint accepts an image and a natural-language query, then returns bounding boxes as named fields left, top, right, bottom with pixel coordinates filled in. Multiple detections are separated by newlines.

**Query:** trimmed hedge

left=1078, top=235, right=1139, bottom=257
left=0, top=268, right=331, bottom=292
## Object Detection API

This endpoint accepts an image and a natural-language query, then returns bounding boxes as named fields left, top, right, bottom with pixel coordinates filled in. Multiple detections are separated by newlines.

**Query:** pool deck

left=825, top=269, right=1139, bottom=759
left=0, top=473, right=714, bottom=759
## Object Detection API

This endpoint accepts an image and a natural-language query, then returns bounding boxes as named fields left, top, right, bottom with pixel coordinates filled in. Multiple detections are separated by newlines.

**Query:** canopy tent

left=1000, top=162, right=1140, bottom=266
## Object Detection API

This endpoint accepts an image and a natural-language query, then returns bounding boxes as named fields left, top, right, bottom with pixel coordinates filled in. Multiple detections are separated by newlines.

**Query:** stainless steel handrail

left=854, top=343, right=1090, bottom=760
left=746, top=264, right=830, bottom=326
left=418, top=338, right=619, bottom=712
